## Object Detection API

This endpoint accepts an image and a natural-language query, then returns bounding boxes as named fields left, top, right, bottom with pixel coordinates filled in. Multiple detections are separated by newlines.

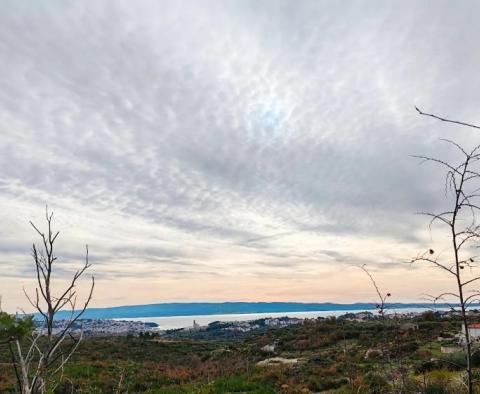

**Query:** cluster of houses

left=34, top=319, right=158, bottom=337
left=179, top=317, right=304, bottom=334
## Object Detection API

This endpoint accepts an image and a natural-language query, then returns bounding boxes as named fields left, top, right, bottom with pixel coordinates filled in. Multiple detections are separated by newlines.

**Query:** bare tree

left=360, top=265, right=391, bottom=323
left=9, top=207, right=94, bottom=393
left=412, top=108, right=480, bottom=394
left=360, top=266, right=392, bottom=365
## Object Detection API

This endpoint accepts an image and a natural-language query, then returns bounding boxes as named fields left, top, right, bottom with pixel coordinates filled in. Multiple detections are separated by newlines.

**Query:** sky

left=2, top=0, right=480, bottom=312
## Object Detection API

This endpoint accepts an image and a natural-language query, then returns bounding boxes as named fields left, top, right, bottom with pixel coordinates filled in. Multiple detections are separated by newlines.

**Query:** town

left=37, top=308, right=480, bottom=341
left=34, top=318, right=158, bottom=337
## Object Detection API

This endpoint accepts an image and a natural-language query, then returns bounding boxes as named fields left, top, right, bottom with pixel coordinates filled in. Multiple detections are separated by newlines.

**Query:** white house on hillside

left=461, top=323, right=480, bottom=344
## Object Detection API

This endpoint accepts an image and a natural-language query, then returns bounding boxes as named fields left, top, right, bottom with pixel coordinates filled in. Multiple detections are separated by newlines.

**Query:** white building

left=461, top=323, right=480, bottom=344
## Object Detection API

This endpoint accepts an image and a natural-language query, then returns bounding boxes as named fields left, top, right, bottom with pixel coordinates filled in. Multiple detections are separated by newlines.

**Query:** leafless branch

left=415, top=106, right=480, bottom=130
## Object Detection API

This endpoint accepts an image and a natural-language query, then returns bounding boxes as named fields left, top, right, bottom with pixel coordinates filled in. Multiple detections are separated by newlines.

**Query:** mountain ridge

left=36, top=301, right=461, bottom=320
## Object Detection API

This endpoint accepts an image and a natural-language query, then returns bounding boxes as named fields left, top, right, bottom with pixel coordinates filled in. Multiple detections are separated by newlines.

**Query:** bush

left=308, top=376, right=349, bottom=391
left=397, top=340, right=419, bottom=354
left=442, top=352, right=466, bottom=370
left=424, top=369, right=454, bottom=393
left=363, top=371, right=390, bottom=394
left=424, top=382, right=451, bottom=394
left=471, top=349, right=480, bottom=366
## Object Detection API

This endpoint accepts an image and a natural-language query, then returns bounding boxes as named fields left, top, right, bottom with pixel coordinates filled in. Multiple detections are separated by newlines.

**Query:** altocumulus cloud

left=1, top=0, right=480, bottom=309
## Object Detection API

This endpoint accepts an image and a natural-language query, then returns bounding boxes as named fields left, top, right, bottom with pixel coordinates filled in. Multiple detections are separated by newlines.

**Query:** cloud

left=1, top=0, right=480, bottom=309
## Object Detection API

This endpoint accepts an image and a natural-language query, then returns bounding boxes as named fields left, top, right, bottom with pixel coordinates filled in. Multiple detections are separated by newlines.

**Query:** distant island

left=40, top=301, right=465, bottom=320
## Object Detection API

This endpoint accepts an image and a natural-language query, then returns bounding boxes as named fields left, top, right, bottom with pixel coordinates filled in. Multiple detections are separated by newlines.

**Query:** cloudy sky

left=1, top=0, right=480, bottom=312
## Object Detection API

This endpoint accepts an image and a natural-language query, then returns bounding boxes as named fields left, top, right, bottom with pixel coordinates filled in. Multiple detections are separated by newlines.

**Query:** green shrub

left=308, top=376, right=349, bottom=391
left=424, top=382, right=450, bottom=393
left=363, top=371, right=390, bottom=394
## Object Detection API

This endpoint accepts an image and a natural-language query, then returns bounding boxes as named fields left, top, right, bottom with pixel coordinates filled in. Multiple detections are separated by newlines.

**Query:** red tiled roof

left=469, top=323, right=480, bottom=329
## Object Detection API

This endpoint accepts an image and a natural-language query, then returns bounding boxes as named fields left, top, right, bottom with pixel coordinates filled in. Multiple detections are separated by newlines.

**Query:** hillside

left=1, top=313, right=474, bottom=393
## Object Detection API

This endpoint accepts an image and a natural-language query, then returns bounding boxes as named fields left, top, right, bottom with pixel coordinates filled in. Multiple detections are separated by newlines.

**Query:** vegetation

left=0, top=313, right=476, bottom=393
